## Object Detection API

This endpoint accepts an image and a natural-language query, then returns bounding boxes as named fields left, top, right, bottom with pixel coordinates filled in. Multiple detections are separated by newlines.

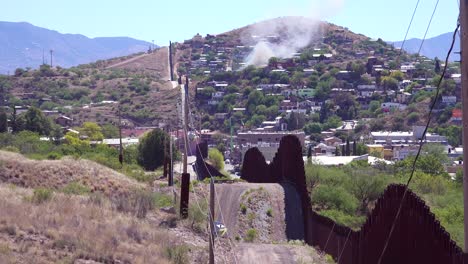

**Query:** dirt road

left=235, top=243, right=296, bottom=264
left=214, top=182, right=304, bottom=241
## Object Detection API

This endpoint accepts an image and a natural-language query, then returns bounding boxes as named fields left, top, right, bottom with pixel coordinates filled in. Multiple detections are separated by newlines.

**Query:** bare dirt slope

left=107, top=47, right=171, bottom=83
left=0, top=150, right=145, bottom=197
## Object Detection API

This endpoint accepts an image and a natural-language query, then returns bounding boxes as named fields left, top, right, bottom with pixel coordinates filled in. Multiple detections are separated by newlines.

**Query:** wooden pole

left=460, top=0, right=468, bottom=252
left=118, top=106, right=123, bottom=167
left=209, top=178, right=215, bottom=264
left=169, top=128, right=174, bottom=186
left=180, top=76, right=190, bottom=218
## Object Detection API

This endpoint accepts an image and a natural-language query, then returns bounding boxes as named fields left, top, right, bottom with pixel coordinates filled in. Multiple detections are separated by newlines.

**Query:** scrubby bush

left=165, top=244, right=189, bottom=264
left=61, top=182, right=91, bottom=195
left=32, top=188, right=53, bottom=204
left=245, top=228, right=257, bottom=242
left=208, top=148, right=224, bottom=171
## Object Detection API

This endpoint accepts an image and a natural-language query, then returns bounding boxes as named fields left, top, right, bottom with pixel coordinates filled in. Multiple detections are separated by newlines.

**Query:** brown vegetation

left=0, top=150, right=144, bottom=198
left=0, top=184, right=174, bottom=264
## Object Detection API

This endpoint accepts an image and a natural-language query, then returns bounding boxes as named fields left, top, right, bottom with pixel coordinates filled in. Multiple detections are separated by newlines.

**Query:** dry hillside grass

left=0, top=183, right=175, bottom=264
left=0, top=150, right=145, bottom=198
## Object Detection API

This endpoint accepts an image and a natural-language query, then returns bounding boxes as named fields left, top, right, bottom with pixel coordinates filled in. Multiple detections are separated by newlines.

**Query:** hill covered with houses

left=173, top=16, right=461, bottom=165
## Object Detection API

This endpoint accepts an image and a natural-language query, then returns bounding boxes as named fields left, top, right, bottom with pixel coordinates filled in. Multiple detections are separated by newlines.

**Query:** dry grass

left=0, top=183, right=176, bottom=264
left=0, top=150, right=145, bottom=198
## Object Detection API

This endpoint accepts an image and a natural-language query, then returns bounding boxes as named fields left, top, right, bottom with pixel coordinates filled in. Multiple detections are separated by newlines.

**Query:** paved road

left=173, top=155, right=197, bottom=181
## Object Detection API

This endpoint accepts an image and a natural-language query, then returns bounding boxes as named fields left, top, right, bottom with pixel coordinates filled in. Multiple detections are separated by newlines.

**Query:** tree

left=323, top=115, right=342, bottom=130
left=435, top=58, right=441, bottom=74
left=0, top=111, right=7, bottom=133
left=80, top=122, right=104, bottom=141
left=208, top=148, right=224, bottom=171
left=350, top=169, right=386, bottom=213
left=287, top=112, right=306, bottom=131
left=24, top=107, right=52, bottom=136
left=64, top=131, right=90, bottom=154
left=346, top=138, right=351, bottom=156
left=10, top=107, right=25, bottom=133
left=381, top=76, right=399, bottom=92
left=101, top=124, right=120, bottom=138
left=304, top=122, right=322, bottom=135
left=137, top=129, right=169, bottom=171
left=334, top=93, right=357, bottom=120
left=390, top=71, right=405, bottom=82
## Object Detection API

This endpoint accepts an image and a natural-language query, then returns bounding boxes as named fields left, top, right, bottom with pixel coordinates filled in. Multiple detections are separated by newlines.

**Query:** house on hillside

left=324, top=136, right=343, bottom=147
left=314, top=143, right=337, bottom=156
left=450, top=109, right=462, bottom=125
left=55, top=115, right=73, bottom=127
left=381, top=102, right=407, bottom=113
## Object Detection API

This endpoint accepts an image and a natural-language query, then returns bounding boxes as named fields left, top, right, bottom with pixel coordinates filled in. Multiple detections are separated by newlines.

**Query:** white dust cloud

left=244, top=0, right=345, bottom=67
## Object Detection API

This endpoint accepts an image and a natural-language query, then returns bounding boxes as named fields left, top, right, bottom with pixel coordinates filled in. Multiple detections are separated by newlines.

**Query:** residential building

left=237, top=131, right=305, bottom=148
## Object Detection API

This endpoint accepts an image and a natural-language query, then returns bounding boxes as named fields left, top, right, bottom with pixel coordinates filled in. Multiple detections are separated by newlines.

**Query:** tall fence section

left=241, top=135, right=466, bottom=264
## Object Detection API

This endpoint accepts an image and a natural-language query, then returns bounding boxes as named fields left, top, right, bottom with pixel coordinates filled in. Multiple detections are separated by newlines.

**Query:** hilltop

left=0, top=21, right=154, bottom=74
left=2, top=46, right=179, bottom=128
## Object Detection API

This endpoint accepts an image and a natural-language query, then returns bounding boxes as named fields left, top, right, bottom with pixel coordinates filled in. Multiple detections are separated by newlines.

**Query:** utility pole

left=169, top=128, right=174, bottom=186
left=460, top=0, right=468, bottom=253
left=118, top=106, right=123, bottom=167
left=230, top=117, right=233, bottom=160
left=50, top=50, right=53, bottom=67
left=209, top=177, right=215, bottom=264
left=180, top=76, right=190, bottom=218
left=42, top=49, right=45, bottom=65
left=169, top=41, right=174, bottom=81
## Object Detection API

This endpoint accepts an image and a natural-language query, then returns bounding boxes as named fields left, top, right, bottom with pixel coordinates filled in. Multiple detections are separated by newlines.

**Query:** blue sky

left=2, top=0, right=460, bottom=45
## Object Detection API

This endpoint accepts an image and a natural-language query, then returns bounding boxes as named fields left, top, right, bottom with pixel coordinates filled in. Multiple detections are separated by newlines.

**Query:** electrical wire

left=185, top=83, right=239, bottom=264
left=416, top=0, right=440, bottom=56
left=376, top=22, right=460, bottom=264
left=397, top=0, right=421, bottom=57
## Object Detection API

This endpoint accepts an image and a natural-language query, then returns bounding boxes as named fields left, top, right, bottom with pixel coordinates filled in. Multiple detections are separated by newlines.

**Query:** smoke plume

left=243, top=0, right=345, bottom=67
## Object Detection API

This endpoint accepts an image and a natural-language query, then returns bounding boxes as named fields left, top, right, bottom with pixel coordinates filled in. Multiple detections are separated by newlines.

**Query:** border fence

left=241, top=135, right=466, bottom=263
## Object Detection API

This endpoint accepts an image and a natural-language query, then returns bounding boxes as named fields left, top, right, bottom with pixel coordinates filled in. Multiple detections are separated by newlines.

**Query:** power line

left=184, top=81, right=239, bottom=264
left=416, top=0, right=440, bottom=56
left=377, top=21, right=460, bottom=264
left=398, top=0, right=421, bottom=56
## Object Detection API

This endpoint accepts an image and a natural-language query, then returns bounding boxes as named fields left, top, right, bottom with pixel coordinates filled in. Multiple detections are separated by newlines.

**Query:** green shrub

left=32, top=188, right=53, bottom=204
left=312, top=185, right=358, bottom=214
left=165, top=244, right=189, bottom=264
left=245, top=228, right=257, bottom=242
left=413, top=172, right=447, bottom=195
left=266, top=208, right=273, bottom=217
left=240, top=203, right=247, bottom=214
left=153, top=192, right=172, bottom=208
left=188, top=200, right=208, bottom=233
left=2, top=146, right=19, bottom=153
left=208, top=148, right=224, bottom=171
left=46, top=152, right=62, bottom=160
left=61, top=182, right=91, bottom=195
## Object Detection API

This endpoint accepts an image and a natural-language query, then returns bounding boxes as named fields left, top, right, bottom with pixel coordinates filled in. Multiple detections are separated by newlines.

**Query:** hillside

left=2, top=46, right=179, bottom=127
left=390, top=31, right=460, bottom=61
left=0, top=21, right=154, bottom=74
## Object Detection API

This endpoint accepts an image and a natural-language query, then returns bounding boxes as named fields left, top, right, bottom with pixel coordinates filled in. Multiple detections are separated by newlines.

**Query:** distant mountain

left=390, top=32, right=460, bottom=61
left=0, top=21, right=154, bottom=74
